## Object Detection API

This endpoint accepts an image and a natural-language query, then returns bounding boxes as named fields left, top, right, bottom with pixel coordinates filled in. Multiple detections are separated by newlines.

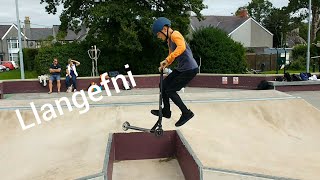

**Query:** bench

left=268, top=80, right=320, bottom=91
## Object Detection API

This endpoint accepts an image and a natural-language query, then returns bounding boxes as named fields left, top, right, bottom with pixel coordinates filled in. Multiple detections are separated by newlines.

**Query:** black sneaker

left=175, top=110, right=194, bottom=127
left=150, top=109, right=171, bottom=118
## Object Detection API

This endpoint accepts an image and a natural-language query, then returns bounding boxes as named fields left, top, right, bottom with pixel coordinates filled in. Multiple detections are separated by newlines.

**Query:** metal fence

left=246, top=53, right=278, bottom=71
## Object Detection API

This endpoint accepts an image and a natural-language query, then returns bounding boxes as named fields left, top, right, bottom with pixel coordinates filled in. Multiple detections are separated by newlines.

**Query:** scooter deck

left=122, top=70, right=164, bottom=136
left=124, top=123, right=151, bottom=133
left=122, top=120, right=163, bottom=136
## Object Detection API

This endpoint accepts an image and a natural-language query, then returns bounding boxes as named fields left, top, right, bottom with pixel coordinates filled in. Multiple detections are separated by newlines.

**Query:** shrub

left=22, top=48, right=39, bottom=71
left=189, top=27, right=247, bottom=73
left=34, top=42, right=91, bottom=76
left=292, top=44, right=318, bottom=60
left=289, top=56, right=306, bottom=70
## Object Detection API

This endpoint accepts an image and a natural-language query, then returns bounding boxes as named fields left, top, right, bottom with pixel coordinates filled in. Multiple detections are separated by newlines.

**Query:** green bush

left=34, top=42, right=91, bottom=76
left=79, top=32, right=167, bottom=75
left=288, top=56, right=306, bottom=70
left=22, top=48, right=39, bottom=71
left=292, top=44, right=318, bottom=60
left=33, top=39, right=164, bottom=77
left=189, top=27, right=247, bottom=73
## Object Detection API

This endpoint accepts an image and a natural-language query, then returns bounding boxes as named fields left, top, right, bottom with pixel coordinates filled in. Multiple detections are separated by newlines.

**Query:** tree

left=40, top=0, right=206, bottom=51
left=39, top=0, right=207, bottom=74
left=264, top=8, right=292, bottom=47
left=235, top=0, right=273, bottom=26
left=287, top=0, right=320, bottom=42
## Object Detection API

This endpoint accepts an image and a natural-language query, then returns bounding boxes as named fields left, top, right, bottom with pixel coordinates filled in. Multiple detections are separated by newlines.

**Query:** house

left=0, top=16, right=87, bottom=63
left=0, top=24, right=27, bottom=62
left=190, top=14, right=274, bottom=49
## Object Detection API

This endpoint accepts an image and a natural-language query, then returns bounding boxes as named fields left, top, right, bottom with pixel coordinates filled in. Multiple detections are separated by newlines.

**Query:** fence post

left=269, top=54, right=272, bottom=71
left=255, top=54, right=257, bottom=70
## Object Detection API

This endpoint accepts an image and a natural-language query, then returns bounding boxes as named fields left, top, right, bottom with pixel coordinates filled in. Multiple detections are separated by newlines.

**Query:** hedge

left=189, top=27, right=247, bottom=74
left=22, top=48, right=39, bottom=71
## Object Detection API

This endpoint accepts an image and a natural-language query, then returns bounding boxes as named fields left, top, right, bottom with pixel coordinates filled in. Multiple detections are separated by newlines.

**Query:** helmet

left=152, top=17, right=171, bottom=36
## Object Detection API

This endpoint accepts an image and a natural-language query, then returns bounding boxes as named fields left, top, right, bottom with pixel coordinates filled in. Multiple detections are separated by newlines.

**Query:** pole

left=306, top=0, right=312, bottom=73
left=276, top=48, right=279, bottom=74
left=199, top=57, right=201, bottom=74
left=91, top=46, right=95, bottom=77
left=284, top=48, right=286, bottom=75
left=23, top=25, right=27, bottom=48
left=94, top=45, right=98, bottom=76
left=15, top=0, right=25, bottom=79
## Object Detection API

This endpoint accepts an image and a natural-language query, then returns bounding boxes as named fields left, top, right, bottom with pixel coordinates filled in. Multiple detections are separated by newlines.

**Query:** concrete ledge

left=268, top=80, right=320, bottom=86
left=268, top=80, right=320, bottom=91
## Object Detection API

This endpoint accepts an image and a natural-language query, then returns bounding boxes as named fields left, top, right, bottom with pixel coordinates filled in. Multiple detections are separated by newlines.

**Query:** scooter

left=122, top=70, right=164, bottom=137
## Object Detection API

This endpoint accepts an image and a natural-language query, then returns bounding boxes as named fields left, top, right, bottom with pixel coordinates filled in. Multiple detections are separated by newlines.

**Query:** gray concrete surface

left=286, top=91, right=320, bottom=110
left=0, top=88, right=320, bottom=180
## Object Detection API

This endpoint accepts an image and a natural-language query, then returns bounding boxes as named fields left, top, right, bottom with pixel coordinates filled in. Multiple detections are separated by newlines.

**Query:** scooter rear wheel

left=155, top=128, right=164, bottom=137
left=122, top=121, right=130, bottom=131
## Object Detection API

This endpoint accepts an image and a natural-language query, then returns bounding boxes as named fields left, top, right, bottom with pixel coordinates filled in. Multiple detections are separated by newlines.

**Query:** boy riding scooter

left=151, top=17, right=199, bottom=127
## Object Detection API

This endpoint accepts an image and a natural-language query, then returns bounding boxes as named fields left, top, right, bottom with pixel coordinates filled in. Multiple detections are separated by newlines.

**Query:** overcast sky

left=0, top=0, right=289, bottom=27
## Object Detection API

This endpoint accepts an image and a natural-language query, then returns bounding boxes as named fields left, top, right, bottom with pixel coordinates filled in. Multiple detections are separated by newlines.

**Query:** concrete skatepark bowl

left=0, top=88, right=320, bottom=180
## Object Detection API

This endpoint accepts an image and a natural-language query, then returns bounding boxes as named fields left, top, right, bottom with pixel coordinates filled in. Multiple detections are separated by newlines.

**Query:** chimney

left=237, top=8, right=249, bottom=18
left=24, top=16, right=31, bottom=39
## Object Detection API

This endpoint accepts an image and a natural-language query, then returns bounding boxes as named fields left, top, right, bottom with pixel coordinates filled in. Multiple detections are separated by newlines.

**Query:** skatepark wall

left=0, top=74, right=278, bottom=95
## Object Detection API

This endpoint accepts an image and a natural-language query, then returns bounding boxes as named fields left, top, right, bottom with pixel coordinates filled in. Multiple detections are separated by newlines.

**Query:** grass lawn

left=259, top=68, right=320, bottom=75
left=0, top=69, right=38, bottom=80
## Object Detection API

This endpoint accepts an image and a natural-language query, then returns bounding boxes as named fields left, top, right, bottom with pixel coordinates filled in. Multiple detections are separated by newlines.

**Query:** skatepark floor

left=1, top=87, right=320, bottom=180
left=112, top=159, right=184, bottom=180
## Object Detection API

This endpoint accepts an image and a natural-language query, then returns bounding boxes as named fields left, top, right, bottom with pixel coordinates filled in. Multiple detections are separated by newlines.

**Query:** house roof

left=53, top=25, right=87, bottom=41
left=0, top=25, right=11, bottom=39
left=190, top=16, right=250, bottom=34
left=0, top=22, right=87, bottom=41
left=0, top=24, right=28, bottom=40
left=29, top=28, right=53, bottom=40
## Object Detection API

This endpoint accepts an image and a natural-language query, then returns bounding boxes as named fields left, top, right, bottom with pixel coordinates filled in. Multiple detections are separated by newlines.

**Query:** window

left=36, top=42, right=42, bottom=48
left=9, top=53, right=18, bottom=61
left=7, top=39, right=19, bottom=49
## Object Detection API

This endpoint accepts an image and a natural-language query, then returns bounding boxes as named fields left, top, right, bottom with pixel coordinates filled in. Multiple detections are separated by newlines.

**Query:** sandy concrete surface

left=0, top=88, right=320, bottom=180
left=0, top=105, right=178, bottom=180
left=180, top=99, right=320, bottom=180
left=202, top=169, right=271, bottom=180
left=112, top=159, right=184, bottom=180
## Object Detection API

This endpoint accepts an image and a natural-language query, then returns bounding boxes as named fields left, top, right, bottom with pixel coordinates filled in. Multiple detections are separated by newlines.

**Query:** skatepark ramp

left=0, top=89, right=320, bottom=179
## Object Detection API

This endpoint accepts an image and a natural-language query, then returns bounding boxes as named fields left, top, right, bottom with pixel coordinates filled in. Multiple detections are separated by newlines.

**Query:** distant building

left=0, top=17, right=87, bottom=63
left=190, top=11, right=274, bottom=49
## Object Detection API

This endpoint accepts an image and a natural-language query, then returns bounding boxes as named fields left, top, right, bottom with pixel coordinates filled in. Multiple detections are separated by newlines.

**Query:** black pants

left=162, top=68, right=198, bottom=114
